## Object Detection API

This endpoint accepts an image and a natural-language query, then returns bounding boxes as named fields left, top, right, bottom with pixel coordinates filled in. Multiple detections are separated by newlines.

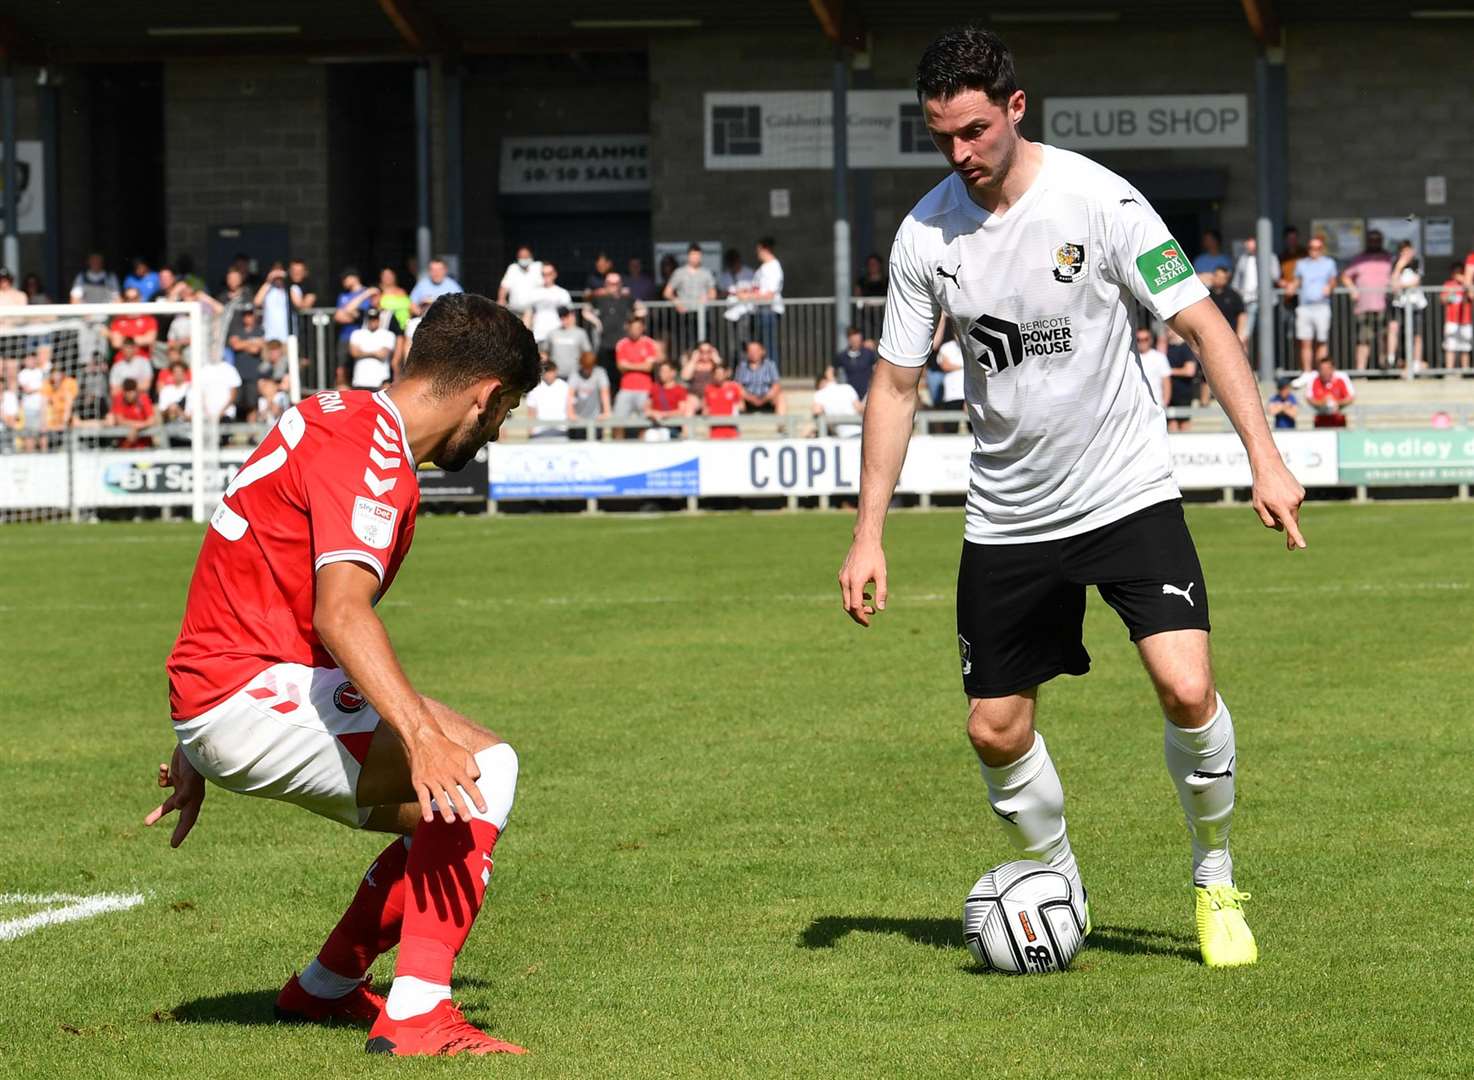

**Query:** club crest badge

left=958, top=634, right=973, bottom=676
left=333, top=682, right=368, bottom=713
left=1051, top=242, right=1086, bottom=283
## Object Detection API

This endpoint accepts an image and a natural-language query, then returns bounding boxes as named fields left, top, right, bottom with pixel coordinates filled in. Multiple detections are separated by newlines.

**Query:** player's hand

left=839, top=535, right=888, bottom=627
left=144, top=745, right=205, bottom=848
left=1252, top=457, right=1307, bottom=551
left=408, top=728, right=487, bottom=825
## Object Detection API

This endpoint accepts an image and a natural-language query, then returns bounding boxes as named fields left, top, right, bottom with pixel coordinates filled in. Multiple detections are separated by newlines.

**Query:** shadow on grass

left=800, top=915, right=959, bottom=951
left=171, top=978, right=502, bottom=1026
left=1085, top=924, right=1199, bottom=962
left=799, top=917, right=1199, bottom=965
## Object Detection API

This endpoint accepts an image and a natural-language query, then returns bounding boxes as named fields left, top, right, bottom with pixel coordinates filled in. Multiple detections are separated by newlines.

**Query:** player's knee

left=966, top=701, right=1032, bottom=762
left=1159, top=673, right=1216, bottom=727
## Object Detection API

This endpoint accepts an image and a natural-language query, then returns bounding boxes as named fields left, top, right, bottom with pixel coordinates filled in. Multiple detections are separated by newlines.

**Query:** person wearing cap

left=347, top=307, right=396, bottom=390
left=542, top=306, right=593, bottom=379
left=1267, top=378, right=1299, bottom=430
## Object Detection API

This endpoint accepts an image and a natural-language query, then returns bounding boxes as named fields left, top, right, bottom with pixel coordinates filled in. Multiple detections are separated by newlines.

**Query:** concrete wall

left=163, top=61, right=330, bottom=281
left=1287, top=24, right=1473, bottom=262
left=652, top=28, right=1261, bottom=295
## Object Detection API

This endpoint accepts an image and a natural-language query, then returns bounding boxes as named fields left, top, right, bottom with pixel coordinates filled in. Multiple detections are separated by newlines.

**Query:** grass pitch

left=1, top=502, right=1471, bottom=1079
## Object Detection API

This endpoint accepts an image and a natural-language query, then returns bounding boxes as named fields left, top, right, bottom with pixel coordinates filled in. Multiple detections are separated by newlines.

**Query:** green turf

left=1, top=503, right=1472, bottom=1079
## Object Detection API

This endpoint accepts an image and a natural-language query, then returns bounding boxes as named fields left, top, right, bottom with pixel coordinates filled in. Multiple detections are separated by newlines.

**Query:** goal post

left=0, top=301, right=216, bottom=524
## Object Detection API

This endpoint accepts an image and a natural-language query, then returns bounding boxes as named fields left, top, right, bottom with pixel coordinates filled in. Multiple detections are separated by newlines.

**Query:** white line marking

left=0, top=892, right=145, bottom=942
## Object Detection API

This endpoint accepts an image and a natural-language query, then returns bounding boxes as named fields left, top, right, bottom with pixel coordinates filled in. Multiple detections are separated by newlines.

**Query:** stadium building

left=1, top=1, right=1471, bottom=297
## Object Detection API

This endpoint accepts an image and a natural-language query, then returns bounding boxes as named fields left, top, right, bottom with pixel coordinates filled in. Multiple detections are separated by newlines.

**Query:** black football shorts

left=955, top=499, right=1210, bottom=699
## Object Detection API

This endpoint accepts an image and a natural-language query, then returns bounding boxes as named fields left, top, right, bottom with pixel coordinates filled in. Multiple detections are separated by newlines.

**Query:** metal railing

left=286, top=284, right=1474, bottom=398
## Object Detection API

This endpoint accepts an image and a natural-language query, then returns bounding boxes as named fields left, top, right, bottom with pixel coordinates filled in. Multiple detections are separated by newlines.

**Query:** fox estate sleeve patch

left=1135, top=240, right=1194, bottom=295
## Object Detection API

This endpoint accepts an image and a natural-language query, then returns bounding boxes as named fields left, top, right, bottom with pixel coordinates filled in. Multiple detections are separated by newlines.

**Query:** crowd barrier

left=5, top=424, right=1469, bottom=516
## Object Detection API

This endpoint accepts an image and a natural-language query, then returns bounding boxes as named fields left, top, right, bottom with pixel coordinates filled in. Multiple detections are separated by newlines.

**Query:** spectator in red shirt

left=702, top=361, right=743, bottom=439
left=613, top=315, right=660, bottom=438
left=109, top=287, right=160, bottom=352
left=108, top=378, right=157, bottom=448
left=646, top=360, right=691, bottom=438
left=1305, top=358, right=1355, bottom=428
left=1440, top=262, right=1471, bottom=370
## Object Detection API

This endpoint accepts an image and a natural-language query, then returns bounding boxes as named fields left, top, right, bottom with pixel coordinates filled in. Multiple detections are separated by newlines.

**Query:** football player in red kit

left=147, top=294, right=541, bottom=1056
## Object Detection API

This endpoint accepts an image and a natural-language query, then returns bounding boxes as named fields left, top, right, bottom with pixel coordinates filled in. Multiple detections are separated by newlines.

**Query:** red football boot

left=364, top=1000, right=527, bottom=1056
left=274, top=972, right=385, bottom=1026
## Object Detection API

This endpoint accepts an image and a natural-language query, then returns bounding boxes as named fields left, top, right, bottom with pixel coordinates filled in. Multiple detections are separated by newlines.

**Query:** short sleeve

left=305, top=457, right=414, bottom=584
left=877, top=223, right=940, bottom=366
left=1107, top=191, right=1210, bottom=322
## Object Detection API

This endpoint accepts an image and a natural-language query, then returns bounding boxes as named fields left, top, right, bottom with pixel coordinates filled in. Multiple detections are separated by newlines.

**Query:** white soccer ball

left=963, top=860, right=1086, bottom=974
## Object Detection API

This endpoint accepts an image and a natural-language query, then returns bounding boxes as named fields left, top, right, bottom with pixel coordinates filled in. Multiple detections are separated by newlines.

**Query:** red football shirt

left=1442, top=280, right=1471, bottom=325
left=615, top=336, right=659, bottom=393
left=703, top=381, right=742, bottom=439
left=110, top=314, right=158, bottom=341
left=167, top=389, right=420, bottom=720
left=650, top=383, right=688, bottom=413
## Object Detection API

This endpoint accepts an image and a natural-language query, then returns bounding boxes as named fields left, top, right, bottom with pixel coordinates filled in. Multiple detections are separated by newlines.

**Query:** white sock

left=1164, top=693, right=1236, bottom=886
left=385, top=975, right=451, bottom=1021
left=297, top=958, right=361, bottom=1000
left=469, top=743, right=518, bottom=831
left=978, top=733, right=1082, bottom=895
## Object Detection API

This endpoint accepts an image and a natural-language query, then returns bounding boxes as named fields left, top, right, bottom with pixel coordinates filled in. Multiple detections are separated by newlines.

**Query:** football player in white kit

left=838, top=27, right=1307, bottom=967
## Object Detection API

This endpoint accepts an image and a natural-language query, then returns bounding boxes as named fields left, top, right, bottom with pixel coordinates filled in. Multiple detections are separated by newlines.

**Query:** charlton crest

left=1051, top=242, right=1086, bottom=283
left=334, top=682, right=368, bottom=713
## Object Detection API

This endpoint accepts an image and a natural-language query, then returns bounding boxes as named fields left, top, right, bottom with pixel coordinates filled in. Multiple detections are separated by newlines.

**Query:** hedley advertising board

left=1337, top=429, right=1474, bottom=484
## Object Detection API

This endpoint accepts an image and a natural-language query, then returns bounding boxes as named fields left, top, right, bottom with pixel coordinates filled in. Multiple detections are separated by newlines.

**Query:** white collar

left=373, top=390, right=415, bottom=468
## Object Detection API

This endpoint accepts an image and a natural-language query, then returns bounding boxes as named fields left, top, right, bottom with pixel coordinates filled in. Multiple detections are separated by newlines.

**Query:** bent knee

left=1159, top=676, right=1217, bottom=726
left=966, top=701, right=1033, bottom=762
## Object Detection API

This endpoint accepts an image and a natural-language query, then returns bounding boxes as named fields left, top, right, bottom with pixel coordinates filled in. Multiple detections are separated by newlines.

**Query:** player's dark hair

left=915, top=26, right=1018, bottom=105
left=401, top=293, right=540, bottom=398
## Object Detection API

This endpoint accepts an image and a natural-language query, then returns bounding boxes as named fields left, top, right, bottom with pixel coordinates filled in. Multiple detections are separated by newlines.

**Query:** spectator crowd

left=4, top=223, right=1471, bottom=453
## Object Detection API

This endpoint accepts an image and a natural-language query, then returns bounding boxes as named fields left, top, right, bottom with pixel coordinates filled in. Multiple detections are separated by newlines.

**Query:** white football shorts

left=1294, top=304, right=1332, bottom=343
left=173, top=663, right=382, bottom=828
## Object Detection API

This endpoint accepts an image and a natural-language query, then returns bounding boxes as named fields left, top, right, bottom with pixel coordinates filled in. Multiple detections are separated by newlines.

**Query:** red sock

left=317, top=837, right=410, bottom=979
left=394, top=817, right=501, bottom=985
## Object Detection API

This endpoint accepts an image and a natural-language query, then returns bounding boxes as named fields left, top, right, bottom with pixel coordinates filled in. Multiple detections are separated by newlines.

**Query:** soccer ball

left=963, top=860, right=1086, bottom=974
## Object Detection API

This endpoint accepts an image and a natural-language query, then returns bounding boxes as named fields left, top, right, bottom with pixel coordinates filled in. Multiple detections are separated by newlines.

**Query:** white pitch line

left=0, top=892, right=145, bottom=942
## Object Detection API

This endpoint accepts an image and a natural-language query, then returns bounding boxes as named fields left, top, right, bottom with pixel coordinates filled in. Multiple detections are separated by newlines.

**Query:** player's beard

left=438, top=394, right=510, bottom=471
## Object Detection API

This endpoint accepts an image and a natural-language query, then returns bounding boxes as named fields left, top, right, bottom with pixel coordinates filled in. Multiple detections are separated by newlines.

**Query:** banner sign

left=1043, top=96, right=1248, bottom=150
left=1338, top=430, right=1474, bottom=484
left=416, top=447, right=489, bottom=506
left=704, top=91, right=940, bottom=171
left=1169, top=431, right=1339, bottom=488
left=489, top=431, right=1341, bottom=501
left=499, top=135, right=650, bottom=195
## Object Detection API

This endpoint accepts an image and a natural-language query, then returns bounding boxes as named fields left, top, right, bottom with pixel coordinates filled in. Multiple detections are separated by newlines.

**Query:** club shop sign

left=1044, top=96, right=1249, bottom=150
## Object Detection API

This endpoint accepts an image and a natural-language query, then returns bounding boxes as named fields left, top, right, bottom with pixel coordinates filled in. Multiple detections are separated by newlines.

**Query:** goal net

left=0, top=302, right=299, bottom=525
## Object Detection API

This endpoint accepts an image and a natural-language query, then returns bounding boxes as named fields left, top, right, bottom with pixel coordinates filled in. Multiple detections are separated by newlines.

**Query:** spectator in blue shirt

left=734, top=340, right=785, bottom=414
left=334, top=268, right=378, bottom=376
left=1267, top=378, right=1298, bottom=429
left=832, top=326, right=877, bottom=400
left=410, top=257, right=463, bottom=314
left=1289, top=236, right=1338, bottom=369
left=124, top=258, right=161, bottom=301
left=1192, top=230, right=1233, bottom=278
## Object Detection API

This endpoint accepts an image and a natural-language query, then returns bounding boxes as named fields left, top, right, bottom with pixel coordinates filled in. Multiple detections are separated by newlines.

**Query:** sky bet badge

left=1052, top=242, right=1086, bottom=283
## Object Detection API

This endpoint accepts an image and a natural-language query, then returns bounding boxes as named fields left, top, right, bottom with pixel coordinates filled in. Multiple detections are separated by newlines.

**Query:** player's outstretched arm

left=314, top=561, right=488, bottom=824
left=839, top=358, right=923, bottom=626
left=1169, top=298, right=1307, bottom=550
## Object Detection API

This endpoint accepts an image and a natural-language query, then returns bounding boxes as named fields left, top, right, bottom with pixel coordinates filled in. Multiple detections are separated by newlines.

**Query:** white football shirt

left=880, top=145, right=1208, bottom=543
